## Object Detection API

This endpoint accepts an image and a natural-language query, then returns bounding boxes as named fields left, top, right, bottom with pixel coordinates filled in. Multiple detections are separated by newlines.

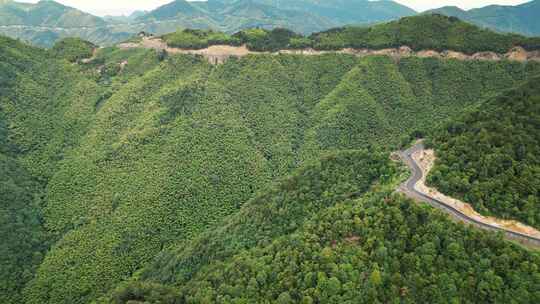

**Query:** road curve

left=397, top=142, right=540, bottom=247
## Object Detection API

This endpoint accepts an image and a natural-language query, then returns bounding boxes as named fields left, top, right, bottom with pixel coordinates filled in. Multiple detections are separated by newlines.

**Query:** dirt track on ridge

left=118, top=37, right=540, bottom=64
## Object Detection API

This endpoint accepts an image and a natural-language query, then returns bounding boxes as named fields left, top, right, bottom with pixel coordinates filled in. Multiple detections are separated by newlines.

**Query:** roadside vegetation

left=428, top=77, right=540, bottom=229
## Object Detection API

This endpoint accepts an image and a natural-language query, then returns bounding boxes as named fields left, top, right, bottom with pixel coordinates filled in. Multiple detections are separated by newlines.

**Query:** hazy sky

left=17, top=0, right=532, bottom=16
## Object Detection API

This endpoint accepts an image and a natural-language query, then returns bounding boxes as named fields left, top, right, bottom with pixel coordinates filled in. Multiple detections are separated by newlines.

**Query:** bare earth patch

left=412, top=148, right=540, bottom=239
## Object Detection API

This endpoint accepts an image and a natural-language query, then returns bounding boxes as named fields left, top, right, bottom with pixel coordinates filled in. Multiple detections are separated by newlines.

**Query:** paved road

left=397, top=142, right=540, bottom=247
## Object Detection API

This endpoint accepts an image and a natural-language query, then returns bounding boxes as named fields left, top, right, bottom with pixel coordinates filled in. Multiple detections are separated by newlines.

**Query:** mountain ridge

left=427, top=0, right=540, bottom=36
left=0, top=0, right=416, bottom=47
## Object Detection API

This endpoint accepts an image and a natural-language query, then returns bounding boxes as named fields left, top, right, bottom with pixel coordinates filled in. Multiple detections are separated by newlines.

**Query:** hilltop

left=130, top=14, right=540, bottom=58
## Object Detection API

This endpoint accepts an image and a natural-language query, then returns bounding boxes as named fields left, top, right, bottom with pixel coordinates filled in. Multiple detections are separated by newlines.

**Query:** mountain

left=0, top=0, right=417, bottom=47
left=2, top=15, right=540, bottom=304
left=427, top=0, right=540, bottom=36
left=309, top=14, right=540, bottom=53
left=0, top=34, right=104, bottom=304
left=0, top=0, right=130, bottom=47
left=4, top=0, right=540, bottom=48
left=228, top=0, right=417, bottom=24
left=160, top=14, right=540, bottom=54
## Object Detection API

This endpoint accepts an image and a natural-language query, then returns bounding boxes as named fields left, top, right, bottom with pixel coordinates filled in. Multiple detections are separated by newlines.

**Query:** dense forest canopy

left=112, top=149, right=540, bottom=304
left=1, top=13, right=540, bottom=304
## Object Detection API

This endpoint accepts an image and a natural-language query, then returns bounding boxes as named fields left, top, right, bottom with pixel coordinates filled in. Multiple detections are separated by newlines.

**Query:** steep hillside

left=112, top=150, right=540, bottom=304
left=135, top=0, right=415, bottom=34
left=427, top=0, right=540, bottom=37
left=0, top=34, right=101, bottom=304
left=18, top=47, right=540, bottom=304
left=428, top=77, right=540, bottom=229
left=218, top=0, right=416, bottom=24
left=135, top=0, right=335, bottom=35
left=0, top=43, right=49, bottom=301
left=310, top=14, right=540, bottom=53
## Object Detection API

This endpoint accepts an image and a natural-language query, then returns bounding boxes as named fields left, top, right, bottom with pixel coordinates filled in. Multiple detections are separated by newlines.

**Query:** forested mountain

left=132, top=0, right=416, bottom=38
left=0, top=0, right=415, bottom=47
left=134, top=0, right=335, bottom=36
left=209, top=0, right=417, bottom=25
left=160, top=15, right=540, bottom=54
left=2, top=13, right=540, bottom=304
left=3, top=0, right=540, bottom=48
left=428, top=77, right=540, bottom=229
left=0, top=0, right=104, bottom=27
left=0, top=0, right=130, bottom=47
left=427, top=0, right=540, bottom=36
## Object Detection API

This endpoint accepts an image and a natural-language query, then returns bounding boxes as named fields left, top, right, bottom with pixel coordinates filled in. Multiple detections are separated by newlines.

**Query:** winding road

left=398, top=142, right=540, bottom=247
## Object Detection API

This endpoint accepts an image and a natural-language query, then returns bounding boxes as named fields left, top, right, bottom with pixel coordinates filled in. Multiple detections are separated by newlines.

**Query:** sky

left=17, top=0, right=532, bottom=16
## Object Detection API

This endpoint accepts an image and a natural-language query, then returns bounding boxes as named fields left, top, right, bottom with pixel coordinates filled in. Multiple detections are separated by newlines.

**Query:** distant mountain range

left=427, top=0, right=540, bottom=36
left=0, top=0, right=131, bottom=46
left=0, top=0, right=539, bottom=48
left=0, top=0, right=416, bottom=47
